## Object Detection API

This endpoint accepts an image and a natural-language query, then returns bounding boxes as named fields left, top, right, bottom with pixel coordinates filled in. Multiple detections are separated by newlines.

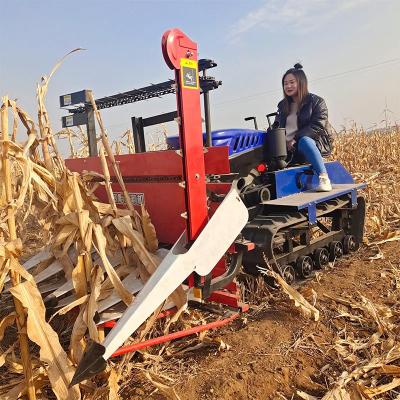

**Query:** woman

left=276, top=63, right=333, bottom=191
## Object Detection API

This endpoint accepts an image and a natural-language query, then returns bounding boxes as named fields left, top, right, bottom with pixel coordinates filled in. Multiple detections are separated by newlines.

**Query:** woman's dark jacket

left=276, top=93, right=333, bottom=156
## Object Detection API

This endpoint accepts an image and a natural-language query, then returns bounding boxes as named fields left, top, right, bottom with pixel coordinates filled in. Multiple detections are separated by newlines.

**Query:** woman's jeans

left=296, top=136, right=327, bottom=175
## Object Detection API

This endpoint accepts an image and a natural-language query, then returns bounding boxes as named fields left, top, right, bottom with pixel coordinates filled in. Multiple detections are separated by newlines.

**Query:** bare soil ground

left=121, top=241, right=399, bottom=400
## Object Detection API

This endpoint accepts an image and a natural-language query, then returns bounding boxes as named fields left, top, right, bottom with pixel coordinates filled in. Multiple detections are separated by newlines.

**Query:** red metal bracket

left=161, top=29, right=208, bottom=241
left=208, top=290, right=249, bottom=312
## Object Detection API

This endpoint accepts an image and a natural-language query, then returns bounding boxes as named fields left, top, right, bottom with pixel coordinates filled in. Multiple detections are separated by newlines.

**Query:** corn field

left=332, top=126, right=400, bottom=243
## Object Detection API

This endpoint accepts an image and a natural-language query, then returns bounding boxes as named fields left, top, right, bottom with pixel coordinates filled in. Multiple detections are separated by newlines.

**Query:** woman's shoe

left=316, top=173, right=332, bottom=192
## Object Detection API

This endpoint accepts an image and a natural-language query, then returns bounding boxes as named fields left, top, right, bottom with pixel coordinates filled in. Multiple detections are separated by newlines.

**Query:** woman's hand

left=287, top=139, right=296, bottom=151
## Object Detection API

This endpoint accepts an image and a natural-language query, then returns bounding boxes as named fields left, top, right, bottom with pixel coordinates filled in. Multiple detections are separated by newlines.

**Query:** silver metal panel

left=263, top=183, right=365, bottom=209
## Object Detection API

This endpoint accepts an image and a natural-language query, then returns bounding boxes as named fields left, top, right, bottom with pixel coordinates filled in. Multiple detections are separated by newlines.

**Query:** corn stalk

left=1, top=96, right=37, bottom=400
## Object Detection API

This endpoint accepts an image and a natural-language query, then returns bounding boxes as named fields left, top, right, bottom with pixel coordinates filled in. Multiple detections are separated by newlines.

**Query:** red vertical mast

left=161, top=29, right=208, bottom=241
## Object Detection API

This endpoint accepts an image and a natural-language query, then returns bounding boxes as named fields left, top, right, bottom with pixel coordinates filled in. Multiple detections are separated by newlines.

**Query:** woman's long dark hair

left=281, top=63, right=309, bottom=115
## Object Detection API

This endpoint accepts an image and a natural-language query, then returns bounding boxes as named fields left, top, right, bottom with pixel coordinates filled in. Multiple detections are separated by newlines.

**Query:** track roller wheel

left=329, top=241, right=343, bottom=261
left=295, top=256, right=314, bottom=279
left=314, top=247, right=329, bottom=269
left=281, top=265, right=296, bottom=285
left=342, top=235, right=357, bottom=254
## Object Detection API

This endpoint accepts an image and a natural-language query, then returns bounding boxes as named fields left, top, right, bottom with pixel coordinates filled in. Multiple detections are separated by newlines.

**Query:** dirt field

left=178, top=245, right=396, bottom=399
left=117, top=239, right=399, bottom=400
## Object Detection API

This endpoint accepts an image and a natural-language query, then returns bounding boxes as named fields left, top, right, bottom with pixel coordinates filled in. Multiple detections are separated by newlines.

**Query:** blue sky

left=1, top=0, right=399, bottom=153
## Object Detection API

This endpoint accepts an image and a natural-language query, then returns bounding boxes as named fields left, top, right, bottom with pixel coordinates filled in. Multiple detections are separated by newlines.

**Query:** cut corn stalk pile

left=0, top=58, right=192, bottom=399
left=0, top=54, right=399, bottom=400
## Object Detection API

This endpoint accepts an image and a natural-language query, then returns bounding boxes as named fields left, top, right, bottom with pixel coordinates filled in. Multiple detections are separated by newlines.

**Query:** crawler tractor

left=48, top=29, right=365, bottom=384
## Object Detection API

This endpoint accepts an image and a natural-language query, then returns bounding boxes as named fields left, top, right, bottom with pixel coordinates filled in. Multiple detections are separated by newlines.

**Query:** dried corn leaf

left=0, top=378, right=26, bottom=395
left=31, top=169, right=57, bottom=202
left=9, top=281, right=81, bottom=400
left=334, top=340, right=358, bottom=364
left=22, top=131, right=37, bottom=158
left=163, top=304, right=187, bottom=335
left=14, top=156, right=32, bottom=210
left=61, top=186, right=76, bottom=215
left=0, top=313, right=16, bottom=341
left=0, top=258, right=10, bottom=293
left=83, top=221, right=94, bottom=254
left=102, top=214, right=114, bottom=228
left=266, top=268, right=319, bottom=321
left=71, top=173, right=89, bottom=241
left=2, top=367, right=48, bottom=400
left=82, top=170, right=105, bottom=181
left=72, top=255, right=88, bottom=299
left=99, top=145, right=118, bottom=216
left=0, top=345, right=14, bottom=368
left=369, top=231, right=400, bottom=246
left=368, top=249, right=384, bottom=261
left=9, top=257, right=37, bottom=285
left=359, top=295, right=393, bottom=335
left=327, top=293, right=394, bottom=334
left=93, top=224, right=133, bottom=305
left=6, top=355, right=25, bottom=374
left=91, top=201, right=116, bottom=215
left=362, top=378, right=400, bottom=396
left=202, top=336, right=231, bottom=351
left=70, top=304, right=88, bottom=365
left=324, top=345, right=400, bottom=399
left=40, top=48, right=84, bottom=96
left=321, top=387, right=351, bottom=400
left=48, top=295, right=89, bottom=323
left=56, top=211, right=81, bottom=227
left=112, top=216, right=186, bottom=308
left=299, top=287, right=318, bottom=307
left=56, top=252, right=75, bottom=279
left=141, top=203, right=158, bottom=253
left=62, top=230, right=79, bottom=256
left=98, top=263, right=132, bottom=302
left=144, top=371, right=181, bottom=400
left=32, top=162, right=56, bottom=187
left=296, top=391, right=319, bottom=400
left=378, top=364, right=400, bottom=375
left=0, top=238, right=23, bottom=258
left=108, top=368, right=120, bottom=400
left=53, top=224, right=78, bottom=247
left=348, top=385, right=371, bottom=400
left=85, top=265, right=103, bottom=341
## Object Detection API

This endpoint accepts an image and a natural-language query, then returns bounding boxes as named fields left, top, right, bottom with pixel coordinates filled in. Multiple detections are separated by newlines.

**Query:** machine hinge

left=175, top=149, right=182, bottom=157
left=203, top=147, right=208, bottom=153
left=178, top=181, right=186, bottom=188
left=180, top=211, right=188, bottom=219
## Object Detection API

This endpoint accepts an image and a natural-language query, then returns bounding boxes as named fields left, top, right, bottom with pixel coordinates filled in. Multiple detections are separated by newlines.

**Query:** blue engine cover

left=166, top=129, right=265, bottom=157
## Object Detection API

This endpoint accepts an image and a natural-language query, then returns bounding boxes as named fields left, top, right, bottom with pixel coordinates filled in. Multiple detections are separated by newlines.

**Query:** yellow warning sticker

left=63, top=94, right=72, bottom=106
left=180, top=58, right=199, bottom=90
